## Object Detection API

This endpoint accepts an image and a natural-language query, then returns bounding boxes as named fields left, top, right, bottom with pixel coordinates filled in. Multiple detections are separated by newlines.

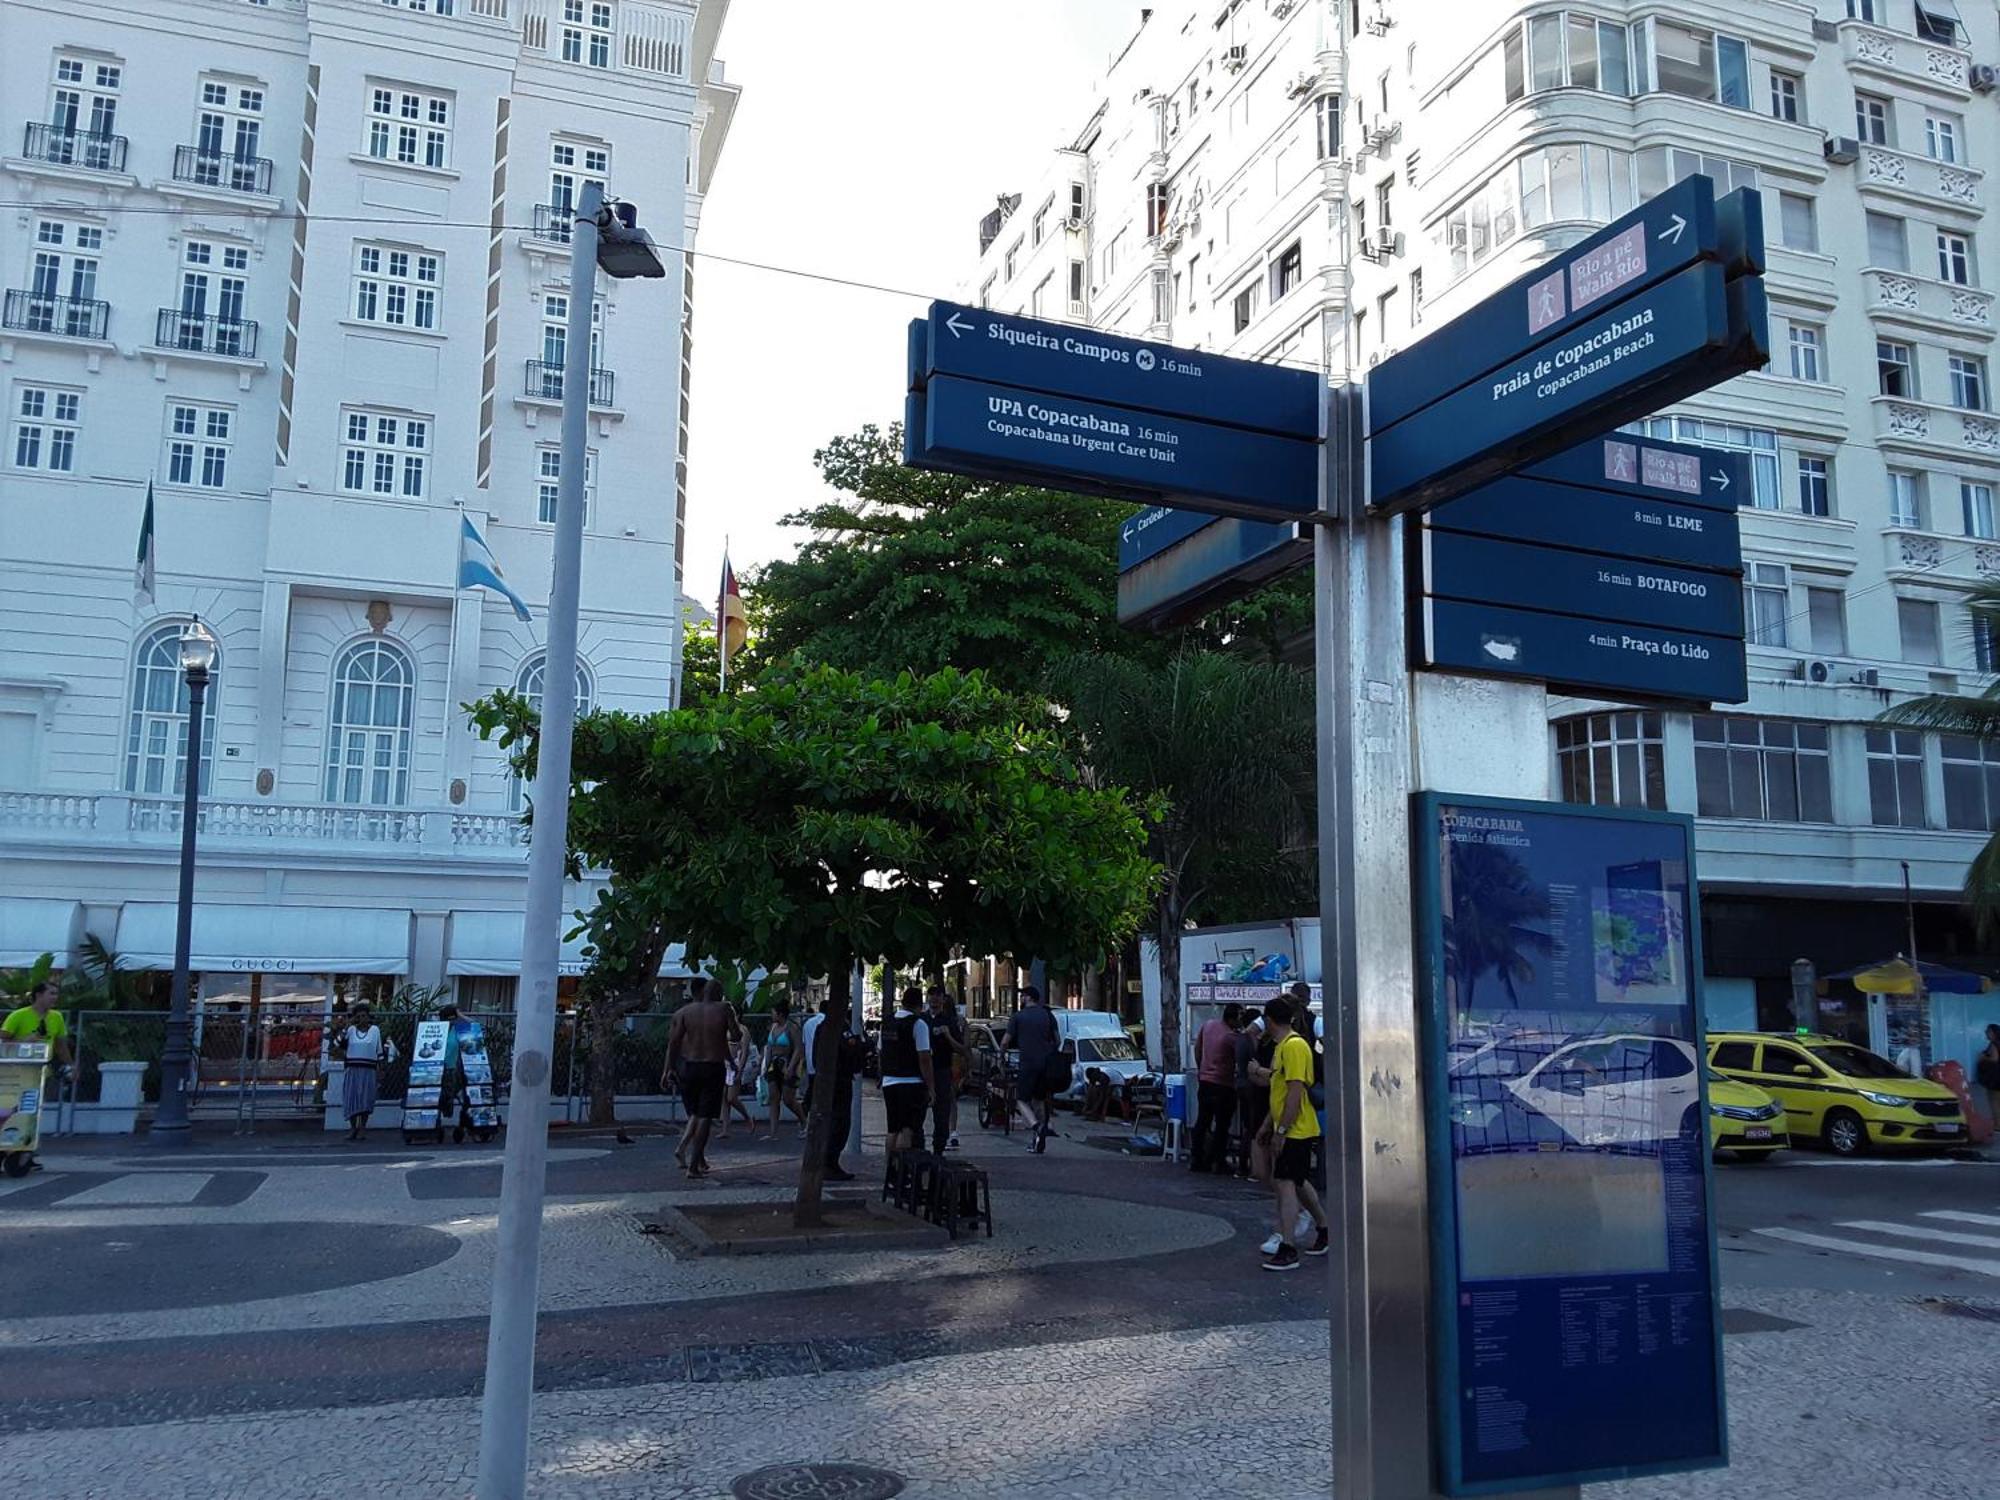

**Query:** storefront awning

left=115, top=903, right=411, bottom=975
left=0, top=899, right=84, bottom=968
left=446, top=909, right=696, bottom=978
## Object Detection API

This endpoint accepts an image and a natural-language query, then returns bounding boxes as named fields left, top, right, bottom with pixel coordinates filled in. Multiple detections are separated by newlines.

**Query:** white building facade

left=0, top=0, right=737, bottom=1010
left=974, top=0, right=2000, bottom=1075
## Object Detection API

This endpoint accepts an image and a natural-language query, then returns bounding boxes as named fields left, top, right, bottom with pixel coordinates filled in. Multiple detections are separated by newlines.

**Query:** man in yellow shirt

left=1, top=980, right=70, bottom=1070
left=1257, top=995, right=1327, bottom=1271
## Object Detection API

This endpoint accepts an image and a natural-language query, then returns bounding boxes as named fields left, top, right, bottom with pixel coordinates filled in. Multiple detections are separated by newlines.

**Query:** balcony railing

left=531, top=202, right=576, bottom=243
left=20, top=121, right=128, bottom=172
left=155, top=307, right=260, bottom=358
left=3, top=289, right=110, bottom=340
left=0, top=790, right=534, bottom=855
left=172, top=145, right=274, bottom=196
left=524, top=359, right=615, bottom=406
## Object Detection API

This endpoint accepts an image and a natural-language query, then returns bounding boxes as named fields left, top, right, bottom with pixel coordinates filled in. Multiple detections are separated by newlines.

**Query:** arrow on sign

left=1712, top=469, right=1730, bottom=492
left=945, top=311, right=973, bottom=339
left=1122, top=525, right=1135, bottom=543
left=1658, top=215, right=1687, bottom=246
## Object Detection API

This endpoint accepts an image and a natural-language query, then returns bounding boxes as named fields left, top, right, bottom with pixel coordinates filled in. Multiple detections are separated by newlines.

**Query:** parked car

left=1704, top=1067, right=1788, bottom=1161
left=1053, top=1009, right=1151, bottom=1106
left=1706, top=1031, right=1966, bottom=1156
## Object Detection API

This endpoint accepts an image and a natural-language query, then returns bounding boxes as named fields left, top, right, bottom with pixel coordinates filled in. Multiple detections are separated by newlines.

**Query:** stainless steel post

left=475, top=183, right=600, bottom=1500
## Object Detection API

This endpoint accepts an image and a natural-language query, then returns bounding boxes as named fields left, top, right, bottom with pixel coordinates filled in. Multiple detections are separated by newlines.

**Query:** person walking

left=1004, top=984, right=1062, bottom=1154
left=760, top=997, right=805, bottom=1140
left=879, top=986, right=935, bottom=1152
left=718, top=1008, right=755, bottom=1139
left=1977, top=1022, right=2000, bottom=1129
left=1256, top=996, right=1329, bottom=1271
left=925, top=985, right=966, bottom=1154
left=665, top=979, right=739, bottom=1179
left=2, top=980, right=72, bottom=1072
left=1191, top=1003, right=1242, bottom=1173
left=337, top=1003, right=397, bottom=1142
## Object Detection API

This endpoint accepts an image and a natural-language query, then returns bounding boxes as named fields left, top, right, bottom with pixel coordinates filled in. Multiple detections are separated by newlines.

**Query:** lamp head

left=178, top=618, right=218, bottom=676
left=596, top=199, right=667, bottom=279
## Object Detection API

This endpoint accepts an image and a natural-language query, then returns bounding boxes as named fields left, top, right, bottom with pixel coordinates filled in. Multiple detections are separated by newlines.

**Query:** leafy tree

left=0, top=952, right=54, bottom=1002
left=1880, top=581, right=2000, bottom=938
left=1046, top=651, right=1316, bottom=1070
left=476, top=659, right=1156, bottom=1224
left=569, top=888, right=673, bottom=1126
left=679, top=618, right=722, bottom=706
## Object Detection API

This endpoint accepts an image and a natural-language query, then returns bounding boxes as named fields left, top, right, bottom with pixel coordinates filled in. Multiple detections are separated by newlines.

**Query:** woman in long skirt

left=340, top=1004, right=395, bottom=1141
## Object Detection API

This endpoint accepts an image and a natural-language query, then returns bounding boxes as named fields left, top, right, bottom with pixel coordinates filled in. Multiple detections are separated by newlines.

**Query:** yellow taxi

left=1706, top=1031, right=1967, bottom=1157
left=1704, top=1066, right=1788, bottom=1160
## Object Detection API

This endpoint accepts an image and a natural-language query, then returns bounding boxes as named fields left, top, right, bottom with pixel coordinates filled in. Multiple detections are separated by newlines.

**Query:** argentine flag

left=458, top=515, right=533, bottom=622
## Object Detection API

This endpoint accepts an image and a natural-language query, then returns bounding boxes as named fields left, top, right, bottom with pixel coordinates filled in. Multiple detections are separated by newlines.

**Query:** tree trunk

left=1157, top=900, right=1184, bottom=1075
left=585, top=995, right=621, bottom=1126
left=793, top=958, right=848, bottom=1229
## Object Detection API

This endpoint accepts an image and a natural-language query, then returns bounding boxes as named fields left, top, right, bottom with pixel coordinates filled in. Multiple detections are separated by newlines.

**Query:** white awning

left=0, top=899, right=84, bottom=968
left=446, top=909, right=695, bottom=978
left=116, top=903, right=410, bottom=975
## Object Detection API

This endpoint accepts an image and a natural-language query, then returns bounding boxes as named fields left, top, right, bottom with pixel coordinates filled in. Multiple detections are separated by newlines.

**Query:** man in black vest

left=879, top=986, right=935, bottom=1152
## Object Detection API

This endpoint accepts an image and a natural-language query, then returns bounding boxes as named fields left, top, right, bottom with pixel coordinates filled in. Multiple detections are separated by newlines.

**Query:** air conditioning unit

left=1367, top=114, right=1400, bottom=148
left=1851, top=667, right=1882, bottom=687
left=1269, top=0, right=1300, bottom=16
left=1360, top=227, right=1404, bottom=261
left=1063, top=215, right=1085, bottom=231
left=1795, top=659, right=1838, bottom=684
left=1365, top=6, right=1396, bottom=37
left=1824, top=135, right=1862, bottom=165
left=1286, top=70, right=1317, bottom=99
left=1222, top=44, right=1249, bottom=73
left=1973, top=63, right=1999, bottom=93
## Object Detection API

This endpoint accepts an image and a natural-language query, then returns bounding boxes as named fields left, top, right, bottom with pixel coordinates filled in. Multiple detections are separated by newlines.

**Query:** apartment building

left=972, top=0, right=1998, bottom=1075
left=0, top=0, right=738, bottom=1018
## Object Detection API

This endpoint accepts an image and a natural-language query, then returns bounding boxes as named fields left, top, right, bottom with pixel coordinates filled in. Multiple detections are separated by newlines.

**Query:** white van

left=1053, top=1009, right=1151, bottom=1104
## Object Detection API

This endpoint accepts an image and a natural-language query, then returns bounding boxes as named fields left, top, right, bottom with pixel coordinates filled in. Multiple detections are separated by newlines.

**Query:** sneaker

left=1262, top=1244, right=1301, bottom=1272
left=947, top=1134, right=961, bottom=1151
left=1260, top=1231, right=1283, bottom=1256
left=1304, top=1226, right=1330, bottom=1257
left=1295, top=1210, right=1315, bottom=1240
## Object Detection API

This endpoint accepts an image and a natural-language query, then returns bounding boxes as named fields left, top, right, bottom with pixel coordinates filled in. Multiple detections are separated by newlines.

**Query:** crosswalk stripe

left=1752, top=1226, right=2000, bottom=1278
left=1922, top=1210, right=2000, bottom=1228
left=1835, top=1219, right=2000, bottom=1251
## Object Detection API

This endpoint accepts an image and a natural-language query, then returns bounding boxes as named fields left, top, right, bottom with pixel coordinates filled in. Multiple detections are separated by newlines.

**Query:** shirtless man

left=665, top=979, right=739, bottom=1179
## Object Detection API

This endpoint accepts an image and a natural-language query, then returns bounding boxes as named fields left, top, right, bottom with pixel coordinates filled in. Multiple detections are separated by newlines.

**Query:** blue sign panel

left=1514, top=434, right=1747, bottom=513
left=1119, top=515, right=1307, bottom=630
left=909, top=373, right=1319, bottom=522
left=1120, top=504, right=1218, bottom=572
left=1422, top=598, right=1748, bottom=704
left=1429, top=478, right=1743, bottom=573
left=1371, top=261, right=1747, bottom=514
left=1414, top=794, right=1726, bottom=1494
left=1423, top=533, right=1742, bottom=637
left=1370, top=175, right=1720, bottom=436
left=918, top=301, right=1320, bottom=439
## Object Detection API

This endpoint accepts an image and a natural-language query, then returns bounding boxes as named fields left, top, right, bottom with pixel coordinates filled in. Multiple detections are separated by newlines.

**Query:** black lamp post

left=148, top=617, right=216, bottom=1146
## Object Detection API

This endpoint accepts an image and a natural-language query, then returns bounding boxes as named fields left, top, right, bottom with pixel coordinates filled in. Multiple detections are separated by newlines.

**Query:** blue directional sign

left=908, top=373, right=1318, bottom=522
left=917, top=301, right=1319, bottom=439
left=1423, top=533, right=1742, bottom=637
left=1415, top=795, right=1725, bottom=1494
left=1422, top=597, right=1748, bottom=704
left=1120, top=504, right=1218, bottom=572
left=1428, top=478, right=1742, bottom=573
left=1119, top=515, right=1307, bottom=630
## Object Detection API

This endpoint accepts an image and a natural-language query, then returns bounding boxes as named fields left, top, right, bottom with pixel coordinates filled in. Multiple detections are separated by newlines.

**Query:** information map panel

left=1414, top=795, right=1726, bottom=1494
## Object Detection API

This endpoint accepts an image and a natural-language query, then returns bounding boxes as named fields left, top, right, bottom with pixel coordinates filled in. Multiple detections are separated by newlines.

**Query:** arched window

left=509, top=653, right=593, bottom=810
left=125, top=622, right=220, bottom=795
left=324, top=639, right=415, bottom=805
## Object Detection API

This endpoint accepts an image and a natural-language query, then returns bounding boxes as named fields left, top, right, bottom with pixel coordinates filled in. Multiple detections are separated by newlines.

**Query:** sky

left=679, top=1, right=1143, bottom=603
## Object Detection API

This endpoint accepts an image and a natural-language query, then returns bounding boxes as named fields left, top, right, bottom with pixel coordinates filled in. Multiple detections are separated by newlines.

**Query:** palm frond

left=1879, top=693, right=2000, bottom=737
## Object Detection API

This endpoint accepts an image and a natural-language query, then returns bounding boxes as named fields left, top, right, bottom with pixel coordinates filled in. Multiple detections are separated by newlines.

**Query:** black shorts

left=679, top=1060, right=726, bottom=1120
left=1273, top=1135, right=1318, bottom=1185
left=883, top=1083, right=928, bottom=1135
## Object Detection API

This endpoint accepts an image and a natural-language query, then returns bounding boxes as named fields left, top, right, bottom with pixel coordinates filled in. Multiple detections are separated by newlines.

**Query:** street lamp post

left=477, top=182, right=663, bottom=1500
left=147, top=617, right=217, bottom=1146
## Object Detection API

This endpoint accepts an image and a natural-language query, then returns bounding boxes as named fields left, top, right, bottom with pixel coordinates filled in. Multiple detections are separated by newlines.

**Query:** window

left=1351, top=195, right=1367, bottom=251
left=1693, top=716, right=1833, bottom=822
left=1915, top=2, right=1959, bottom=46
left=1926, top=113, right=1962, bottom=165
left=538, top=292, right=604, bottom=383
left=191, top=76, right=265, bottom=190
left=1899, top=597, right=1943, bottom=665
left=47, top=53, right=121, bottom=168
left=1069, top=181, right=1086, bottom=221
left=1232, top=281, right=1257, bottom=334
left=1797, top=455, right=1831, bottom=516
left=1866, top=212, right=1908, bottom=271
left=1965, top=482, right=1997, bottom=539
left=1630, top=417, right=1780, bottom=507
left=1149, top=267, right=1170, bottom=326
left=125, top=622, right=219, bottom=796
left=1939, top=231, right=1974, bottom=286
left=1770, top=69, right=1801, bottom=124
left=508, top=655, right=593, bottom=809
left=978, top=275, right=995, bottom=309
left=22, top=219, right=104, bottom=336
left=535, top=445, right=596, bottom=526
left=1650, top=21, right=1748, bottom=107
left=1855, top=94, right=1890, bottom=146
left=1943, top=737, right=2000, bottom=831
left=1877, top=339, right=1915, bottom=397
left=1031, top=199, right=1049, bottom=246
left=1711, top=1040, right=1757, bottom=1072
left=1890, top=470, right=1924, bottom=528
left=1787, top=323, right=1825, bottom=383
left=1978, top=614, right=2000, bottom=674
left=1807, top=588, right=1848, bottom=655
left=1377, top=286, right=1398, bottom=335
left=380, top=0, right=458, bottom=10
left=1555, top=712, right=1665, bottom=810
left=1068, top=259, right=1086, bottom=310
left=1003, top=239, right=1019, bottom=281
left=164, top=402, right=232, bottom=489
left=560, top=0, right=615, bottom=68
left=1375, top=176, right=1393, bottom=228
left=1410, top=267, right=1424, bottom=324
left=352, top=244, right=440, bottom=330
left=10, top=385, right=80, bottom=472
left=1846, top=0, right=1879, bottom=21
left=325, top=640, right=415, bottom=806
left=339, top=409, right=430, bottom=498
left=1778, top=193, right=1816, bottom=252
left=1146, top=183, right=1169, bottom=238
left=1030, top=275, right=1048, bottom=318
left=547, top=138, right=608, bottom=229
left=1743, top=562, right=1789, bottom=646
left=1950, top=352, right=1987, bottom=410
left=1270, top=241, right=1303, bottom=300
left=365, top=85, right=450, bottom=169
left=1316, top=94, right=1341, bottom=158
left=1866, top=728, right=1927, bottom=827
left=172, top=238, right=251, bottom=353
left=1501, top=14, right=1630, bottom=100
